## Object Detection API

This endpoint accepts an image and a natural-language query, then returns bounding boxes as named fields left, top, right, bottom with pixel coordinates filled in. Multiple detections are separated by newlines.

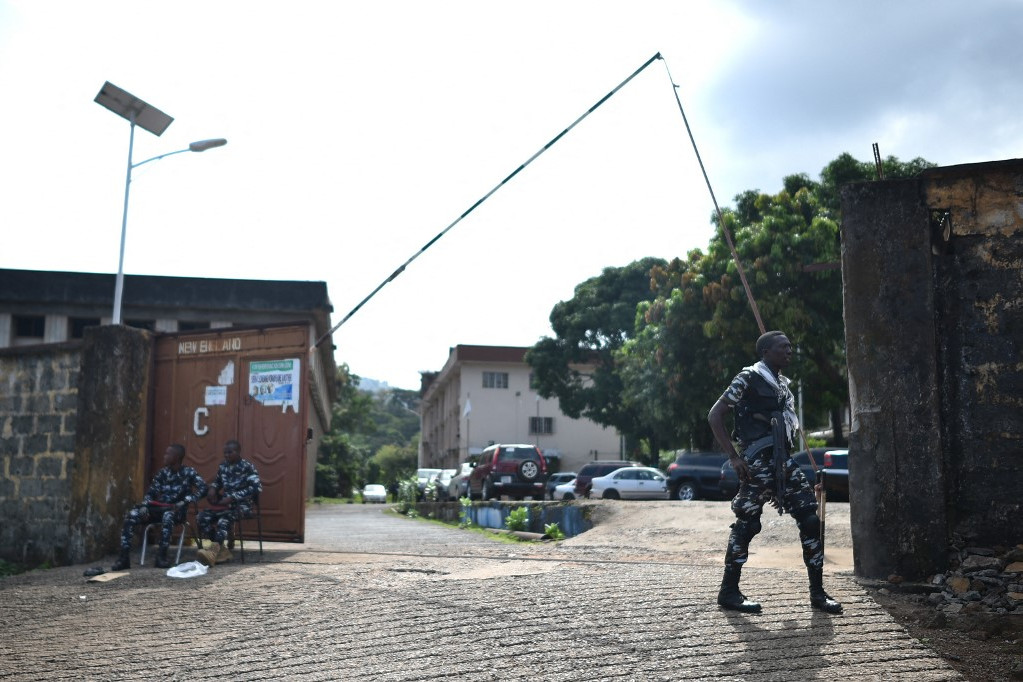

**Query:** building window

left=14, top=315, right=45, bottom=339
left=68, top=317, right=101, bottom=339
left=125, top=319, right=156, bottom=331
left=178, top=321, right=211, bottom=331
left=529, top=416, right=554, bottom=435
left=482, top=371, right=508, bottom=389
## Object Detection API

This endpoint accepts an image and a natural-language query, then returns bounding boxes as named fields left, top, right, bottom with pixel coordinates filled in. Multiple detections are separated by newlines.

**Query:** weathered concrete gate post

left=68, top=325, right=153, bottom=562
left=841, top=159, right=1023, bottom=580
left=841, top=178, right=948, bottom=580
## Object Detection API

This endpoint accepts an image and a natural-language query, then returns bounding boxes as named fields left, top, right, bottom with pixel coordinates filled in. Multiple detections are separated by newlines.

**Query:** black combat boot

left=111, top=549, right=130, bottom=572
left=154, top=545, right=171, bottom=569
left=717, top=565, right=762, bottom=613
left=808, top=566, right=843, bottom=613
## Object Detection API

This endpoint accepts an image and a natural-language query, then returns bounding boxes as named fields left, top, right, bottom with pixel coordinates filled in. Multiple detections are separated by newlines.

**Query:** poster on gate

left=248, top=358, right=301, bottom=411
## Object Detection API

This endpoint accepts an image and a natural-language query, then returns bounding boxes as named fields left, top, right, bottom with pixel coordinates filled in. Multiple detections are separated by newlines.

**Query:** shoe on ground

left=810, top=591, right=843, bottom=614
left=717, top=587, right=762, bottom=613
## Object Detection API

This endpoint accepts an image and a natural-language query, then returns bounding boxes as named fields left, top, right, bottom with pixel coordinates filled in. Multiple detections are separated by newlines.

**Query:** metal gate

left=150, top=325, right=310, bottom=542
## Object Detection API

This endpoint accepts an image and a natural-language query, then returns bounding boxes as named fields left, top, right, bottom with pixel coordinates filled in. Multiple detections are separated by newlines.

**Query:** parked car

left=665, top=451, right=730, bottom=500
left=432, top=469, right=458, bottom=501
left=361, top=484, right=387, bottom=503
left=545, top=472, right=577, bottom=500
left=589, top=466, right=669, bottom=500
left=447, top=461, right=475, bottom=500
left=416, top=468, right=441, bottom=500
left=718, top=447, right=848, bottom=501
left=551, top=480, right=577, bottom=500
left=467, top=443, right=548, bottom=500
left=573, top=460, right=642, bottom=498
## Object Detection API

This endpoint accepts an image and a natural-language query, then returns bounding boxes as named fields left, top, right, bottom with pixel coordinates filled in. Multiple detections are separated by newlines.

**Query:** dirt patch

left=560, top=499, right=853, bottom=571
left=865, top=584, right=1023, bottom=681
left=565, top=499, right=1022, bottom=681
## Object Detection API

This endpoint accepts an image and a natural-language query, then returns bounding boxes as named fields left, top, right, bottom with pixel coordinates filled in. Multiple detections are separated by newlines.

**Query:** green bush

left=458, top=496, right=474, bottom=528
left=397, top=476, right=419, bottom=515
left=0, top=559, right=25, bottom=577
left=505, top=506, right=529, bottom=532
left=544, top=522, right=565, bottom=540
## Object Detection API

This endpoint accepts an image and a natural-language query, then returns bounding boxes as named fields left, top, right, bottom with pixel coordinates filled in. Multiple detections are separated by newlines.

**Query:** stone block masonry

left=0, top=343, right=81, bottom=565
left=0, top=325, right=153, bottom=566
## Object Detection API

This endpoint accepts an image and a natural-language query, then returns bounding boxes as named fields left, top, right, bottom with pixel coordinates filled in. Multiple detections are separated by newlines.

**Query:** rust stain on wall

left=924, top=167, right=1023, bottom=237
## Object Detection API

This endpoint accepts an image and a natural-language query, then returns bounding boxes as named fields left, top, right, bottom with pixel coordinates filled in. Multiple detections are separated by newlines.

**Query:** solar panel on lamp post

left=94, top=82, right=226, bottom=325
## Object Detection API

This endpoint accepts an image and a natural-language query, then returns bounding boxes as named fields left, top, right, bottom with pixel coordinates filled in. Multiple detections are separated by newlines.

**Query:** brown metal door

left=150, top=325, right=310, bottom=542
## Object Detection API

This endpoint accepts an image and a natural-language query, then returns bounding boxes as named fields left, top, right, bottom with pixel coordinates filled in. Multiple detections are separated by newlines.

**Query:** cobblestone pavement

left=0, top=504, right=961, bottom=681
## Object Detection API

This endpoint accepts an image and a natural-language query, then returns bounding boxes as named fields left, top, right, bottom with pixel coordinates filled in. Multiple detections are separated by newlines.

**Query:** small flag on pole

left=463, top=399, right=471, bottom=417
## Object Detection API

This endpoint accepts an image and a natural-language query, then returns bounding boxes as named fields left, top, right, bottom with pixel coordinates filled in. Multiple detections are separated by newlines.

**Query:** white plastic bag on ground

left=166, top=561, right=209, bottom=578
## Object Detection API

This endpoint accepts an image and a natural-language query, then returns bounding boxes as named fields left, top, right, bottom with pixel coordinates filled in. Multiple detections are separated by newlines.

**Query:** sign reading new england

left=177, top=337, right=243, bottom=355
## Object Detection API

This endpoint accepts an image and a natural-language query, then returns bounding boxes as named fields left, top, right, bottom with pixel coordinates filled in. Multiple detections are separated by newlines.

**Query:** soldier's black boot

left=154, top=545, right=171, bottom=569
left=717, top=565, right=762, bottom=613
left=808, top=566, right=843, bottom=614
left=111, top=549, right=130, bottom=572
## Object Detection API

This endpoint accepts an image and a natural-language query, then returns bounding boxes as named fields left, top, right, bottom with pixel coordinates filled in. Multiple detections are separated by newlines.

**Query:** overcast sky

left=2, top=1, right=1021, bottom=390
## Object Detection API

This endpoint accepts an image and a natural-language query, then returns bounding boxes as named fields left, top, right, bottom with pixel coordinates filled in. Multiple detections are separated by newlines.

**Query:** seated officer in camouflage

left=708, top=330, right=842, bottom=614
left=112, top=443, right=207, bottom=570
left=196, top=439, right=262, bottom=567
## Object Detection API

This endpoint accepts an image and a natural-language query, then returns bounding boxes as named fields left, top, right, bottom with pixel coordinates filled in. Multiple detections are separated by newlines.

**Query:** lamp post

left=94, top=82, right=226, bottom=324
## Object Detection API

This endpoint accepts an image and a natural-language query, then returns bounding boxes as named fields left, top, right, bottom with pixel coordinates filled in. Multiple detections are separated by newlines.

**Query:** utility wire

left=314, top=53, right=665, bottom=349
left=659, top=59, right=765, bottom=335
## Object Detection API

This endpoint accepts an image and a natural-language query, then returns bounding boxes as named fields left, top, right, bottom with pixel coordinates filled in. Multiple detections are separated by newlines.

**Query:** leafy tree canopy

left=617, top=152, right=934, bottom=450
left=316, top=366, right=421, bottom=497
left=526, top=257, right=667, bottom=462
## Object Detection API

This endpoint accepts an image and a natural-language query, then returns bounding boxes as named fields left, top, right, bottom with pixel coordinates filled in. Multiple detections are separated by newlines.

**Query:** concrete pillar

left=44, top=315, right=67, bottom=344
left=0, top=314, right=10, bottom=348
left=67, top=325, right=153, bottom=563
left=840, top=178, right=948, bottom=580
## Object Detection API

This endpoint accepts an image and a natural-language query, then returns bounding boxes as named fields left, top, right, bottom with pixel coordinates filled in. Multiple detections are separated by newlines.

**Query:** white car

left=361, top=484, right=387, bottom=503
left=551, top=480, right=577, bottom=500
left=433, top=469, right=458, bottom=500
left=447, top=461, right=474, bottom=500
left=589, top=466, right=669, bottom=500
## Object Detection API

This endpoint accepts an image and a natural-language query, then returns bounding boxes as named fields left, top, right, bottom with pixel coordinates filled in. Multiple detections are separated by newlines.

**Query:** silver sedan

left=589, top=466, right=669, bottom=500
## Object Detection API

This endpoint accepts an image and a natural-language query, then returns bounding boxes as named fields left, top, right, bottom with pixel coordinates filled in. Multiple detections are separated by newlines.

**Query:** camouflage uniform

left=119, top=466, right=207, bottom=552
left=197, top=459, right=262, bottom=544
left=721, top=366, right=823, bottom=572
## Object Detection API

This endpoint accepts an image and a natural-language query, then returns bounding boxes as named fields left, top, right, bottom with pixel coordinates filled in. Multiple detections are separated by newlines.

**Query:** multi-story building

left=418, top=344, right=621, bottom=474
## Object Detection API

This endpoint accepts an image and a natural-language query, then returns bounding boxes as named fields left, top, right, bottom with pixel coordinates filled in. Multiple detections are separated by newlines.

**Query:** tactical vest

left=732, top=370, right=785, bottom=444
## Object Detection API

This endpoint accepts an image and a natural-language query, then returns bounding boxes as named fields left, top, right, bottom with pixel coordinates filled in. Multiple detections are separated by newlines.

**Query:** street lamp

left=94, top=81, right=227, bottom=325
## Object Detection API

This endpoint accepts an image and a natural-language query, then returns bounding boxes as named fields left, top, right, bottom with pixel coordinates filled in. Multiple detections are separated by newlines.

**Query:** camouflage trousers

left=197, top=507, right=241, bottom=544
left=120, top=504, right=185, bottom=551
left=724, top=440, right=823, bottom=570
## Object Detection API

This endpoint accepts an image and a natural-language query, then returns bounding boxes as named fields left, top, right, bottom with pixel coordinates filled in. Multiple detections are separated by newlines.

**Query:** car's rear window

left=498, top=447, right=539, bottom=461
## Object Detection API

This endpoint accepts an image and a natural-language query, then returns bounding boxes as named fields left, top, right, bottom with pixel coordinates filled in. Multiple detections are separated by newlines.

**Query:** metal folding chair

left=139, top=503, right=202, bottom=566
left=229, top=492, right=263, bottom=563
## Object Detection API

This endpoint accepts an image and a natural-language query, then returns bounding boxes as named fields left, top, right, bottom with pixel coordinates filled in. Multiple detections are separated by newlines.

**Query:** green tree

left=525, top=257, right=667, bottom=463
left=619, top=152, right=934, bottom=449
left=369, top=439, right=418, bottom=490
left=316, top=365, right=375, bottom=497
left=316, top=367, right=422, bottom=498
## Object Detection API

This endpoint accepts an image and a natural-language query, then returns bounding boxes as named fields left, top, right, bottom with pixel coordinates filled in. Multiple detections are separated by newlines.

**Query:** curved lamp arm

left=133, top=138, right=227, bottom=169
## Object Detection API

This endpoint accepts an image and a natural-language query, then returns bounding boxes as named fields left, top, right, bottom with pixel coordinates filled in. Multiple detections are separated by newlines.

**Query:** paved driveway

left=0, top=504, right=960, bottom=681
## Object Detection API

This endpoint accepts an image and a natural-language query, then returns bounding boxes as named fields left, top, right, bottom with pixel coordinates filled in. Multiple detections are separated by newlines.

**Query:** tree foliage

left=616, top=153, right=935, bottom=450
left=525, top=257, right=667, bottom=463
left=316, top=366, right=421, bottom=497
left=529, top=153, right=935, bottom=455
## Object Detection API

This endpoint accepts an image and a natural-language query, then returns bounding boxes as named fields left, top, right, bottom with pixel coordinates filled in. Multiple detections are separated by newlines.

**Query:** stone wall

left=0, top=342, right=81, bottom=565
left=0, top=326, right=153, bottom=566
left=841, top=159, right=1023, bottom=580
